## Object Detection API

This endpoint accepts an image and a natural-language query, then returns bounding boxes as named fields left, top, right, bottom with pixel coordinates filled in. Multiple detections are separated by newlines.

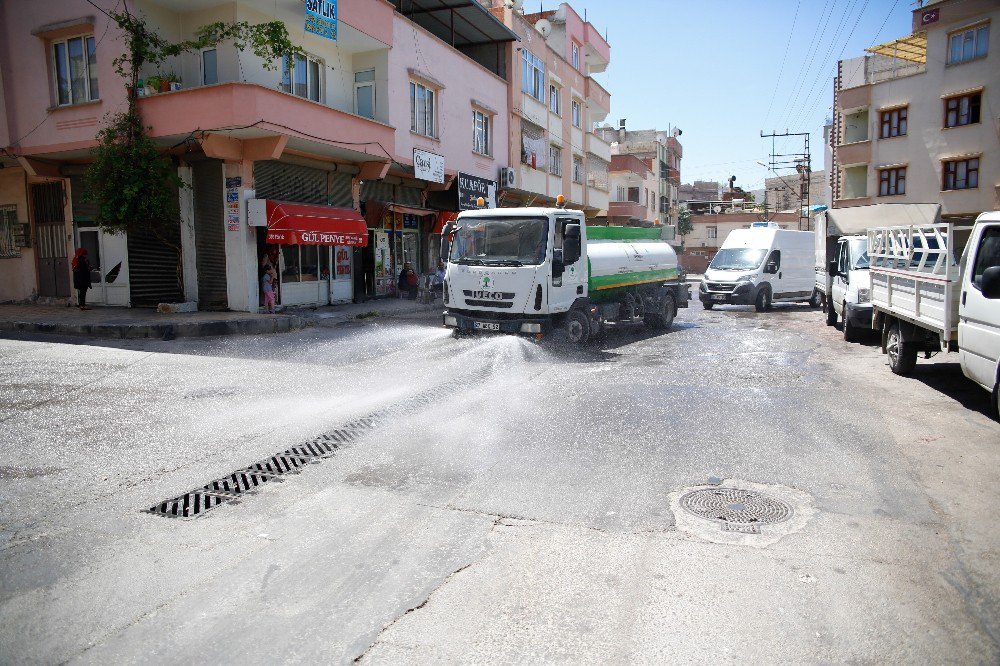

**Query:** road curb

left=0, top=315, right=310, bottom=339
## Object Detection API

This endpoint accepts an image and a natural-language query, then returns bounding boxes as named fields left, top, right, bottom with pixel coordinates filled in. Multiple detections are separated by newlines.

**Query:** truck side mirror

left=563, top=224, right=582, bottom=264
left=552, top=248, right=565, bottom=278
left=828, top=259, right=838, bottom=276
left=981, top=266, right=1000, bottom=299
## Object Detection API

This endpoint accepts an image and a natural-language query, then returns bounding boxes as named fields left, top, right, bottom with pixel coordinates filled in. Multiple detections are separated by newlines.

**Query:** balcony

left=609, top=200, right=648, bottom=221
left=583, top=22, right=610, bottom=74
left=610, top=154, right=649, bottom=176
left=835, top=140, right=871, bottom=167
left=140, top=83, right=394, bottom=164
left=837, top=84, right=870, bottom=112
left=586, top=132, right=612, bottom=162
left=666, top=166, right=680, bottom=183
left=585, top=77, right=611, bottom=119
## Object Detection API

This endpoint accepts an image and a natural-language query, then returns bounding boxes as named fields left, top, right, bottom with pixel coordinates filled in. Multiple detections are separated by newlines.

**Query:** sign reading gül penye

left=305, top=0, right=337, bottom=41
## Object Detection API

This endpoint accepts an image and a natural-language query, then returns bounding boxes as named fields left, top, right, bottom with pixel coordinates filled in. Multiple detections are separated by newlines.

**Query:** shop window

left=410, top=81, right=436, bottom=137
left=53, top=35, right=98, bottom=105
left=473, top=109, right=491, bottom=156
left=878, top=167, right=906, bottom=196
left=319, top=246, right=331, bottom=280
left=521, top=49, right=545, bottom=102
left=943, top=157, right=979, bottom=190
left=880, top=107, right=907, bottom=138
left=280, top=245, right=300, bottom=282
left=354, top=69, right=375, bottom=119
left=282, top=52, right=323, bottom=103
left=944, top=92, right=981, bottom=128
left=300, top=245, right=319, bottom=281
left=335, top=246, right=352, bottom=279
left=948, top=23, right=989, bottom=65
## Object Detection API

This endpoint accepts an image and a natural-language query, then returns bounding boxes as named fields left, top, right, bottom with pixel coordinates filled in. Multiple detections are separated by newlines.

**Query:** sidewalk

left=0, top=298, right=441, bottom=340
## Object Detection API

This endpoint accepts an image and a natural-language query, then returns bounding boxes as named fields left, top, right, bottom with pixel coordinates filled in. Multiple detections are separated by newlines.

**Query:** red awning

left=432, top=211, right=459, bottom=234
left=265, top=200, right=368, bottom=247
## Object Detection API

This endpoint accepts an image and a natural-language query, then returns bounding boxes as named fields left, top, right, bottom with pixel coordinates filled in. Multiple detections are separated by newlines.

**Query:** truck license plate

left=474, top=321, right=500, bottom=331
left=712, top=294, right=727, bottom=301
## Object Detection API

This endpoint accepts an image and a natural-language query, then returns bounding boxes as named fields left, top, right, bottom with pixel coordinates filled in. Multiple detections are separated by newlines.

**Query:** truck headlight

left=737, top=274, right=755, bottom=282
left=444, top=315, right=458, bottom=327
left=857, top=288, right=870, bottom=303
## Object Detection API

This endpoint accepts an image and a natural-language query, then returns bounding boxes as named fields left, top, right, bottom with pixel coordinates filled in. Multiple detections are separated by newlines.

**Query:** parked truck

left=868, top=211, right=1000, bottom=417
left=441, top=205, right=689, bottom=343
left=814, top=204, right=940, bottom=341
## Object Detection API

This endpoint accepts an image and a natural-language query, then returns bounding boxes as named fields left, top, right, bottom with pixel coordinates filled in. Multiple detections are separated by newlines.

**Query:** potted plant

left=161, top=72, right=179, bottom=92
left=145, top=75, right=161, bottom=95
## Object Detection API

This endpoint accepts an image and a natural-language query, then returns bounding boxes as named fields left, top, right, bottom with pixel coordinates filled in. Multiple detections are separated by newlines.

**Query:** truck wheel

left=809, top=289, right=822, bottom=308
left=842, top=304, right=857, bottom=342
left=702, top=301, right=714, bottom=310
left=754, top=286, right=771, bottom=312
left=564, top=309, right=591, bottom=344
left=826, top=300, right=837, bottom=327
left=887, top=323, right=917, bottom=376
left=646, top=293, right=677, bottom=330
left=992, top=383, right=1000, bottom=421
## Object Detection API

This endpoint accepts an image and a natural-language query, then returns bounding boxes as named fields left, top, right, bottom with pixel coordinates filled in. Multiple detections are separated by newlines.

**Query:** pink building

left=0, top=0, right=515, bottom=309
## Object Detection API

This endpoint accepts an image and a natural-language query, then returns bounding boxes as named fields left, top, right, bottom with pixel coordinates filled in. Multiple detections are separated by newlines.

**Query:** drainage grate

left=149, top=491, right=229, bottom=518
left=202, top=470, right=280, bottom=497
left=244, top=453, right=315, bottom=476
left=679, top=488, right=793, bottom=533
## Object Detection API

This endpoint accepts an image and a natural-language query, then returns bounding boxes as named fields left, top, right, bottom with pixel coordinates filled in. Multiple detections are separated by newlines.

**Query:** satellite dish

left=504, top=0, right=524, bottom=9
left=712, top=205, right=722, bottom=214
left=535, top=19, right=552, bottom=37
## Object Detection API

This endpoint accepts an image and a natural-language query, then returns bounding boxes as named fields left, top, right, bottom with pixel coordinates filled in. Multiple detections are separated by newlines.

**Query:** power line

left=761, top=0, right=803, bottom=130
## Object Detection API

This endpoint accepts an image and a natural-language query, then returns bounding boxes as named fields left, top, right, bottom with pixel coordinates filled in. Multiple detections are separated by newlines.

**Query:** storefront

left=249, top=199, right=367, bottom=308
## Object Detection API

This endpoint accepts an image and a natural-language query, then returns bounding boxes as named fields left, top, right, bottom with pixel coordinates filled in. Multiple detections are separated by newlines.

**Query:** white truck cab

left=827, top=235, right=872, bottom=342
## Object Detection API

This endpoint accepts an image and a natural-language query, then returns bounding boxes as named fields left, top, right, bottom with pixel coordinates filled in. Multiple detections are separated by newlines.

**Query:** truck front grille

left=465, top=300, right=514, bottom=308
left=707, top=282, right=737, bottom=292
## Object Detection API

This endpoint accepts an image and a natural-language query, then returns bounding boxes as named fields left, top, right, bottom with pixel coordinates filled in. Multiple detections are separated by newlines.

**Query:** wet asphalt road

left=1, top=301, right=998, bottom=664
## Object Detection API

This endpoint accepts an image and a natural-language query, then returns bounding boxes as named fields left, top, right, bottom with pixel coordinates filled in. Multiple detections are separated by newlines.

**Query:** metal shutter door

left=329, top=172, right=353, bottom=207
left=192, top=160, right=228, bottom=309
left=126, top=180, right=183, bottom=307
left=253, top=161, right=327, bottom=204
left=361, top=181, right=393, bottom=203
left=396, top=186, right=422, bottom=207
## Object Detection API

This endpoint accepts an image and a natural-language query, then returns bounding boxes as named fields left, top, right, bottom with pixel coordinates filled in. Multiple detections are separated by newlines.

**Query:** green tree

left=677, top=206, right=693, bottom=237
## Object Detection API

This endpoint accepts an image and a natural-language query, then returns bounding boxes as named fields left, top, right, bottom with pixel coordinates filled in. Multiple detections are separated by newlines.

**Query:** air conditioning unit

left=500, top=167, right=517, bottom=189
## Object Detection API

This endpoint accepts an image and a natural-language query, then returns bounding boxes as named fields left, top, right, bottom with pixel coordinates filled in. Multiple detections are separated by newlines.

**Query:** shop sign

left=402, top=214, right=420, bottom=229
left=414, top=149, right=445, bottom=183
left=458, top=172, right=497, bottom=210
left=305, top=0, right=338, bottom=41
left=225, top=176, right=242, bottom=231
left=266, top=229, right=366, bottom=246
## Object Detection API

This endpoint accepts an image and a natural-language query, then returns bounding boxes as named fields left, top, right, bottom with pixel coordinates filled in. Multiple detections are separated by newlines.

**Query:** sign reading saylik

left=305, top=0, right=337, bottom=41
left=413, top=148, right=445, bottom=184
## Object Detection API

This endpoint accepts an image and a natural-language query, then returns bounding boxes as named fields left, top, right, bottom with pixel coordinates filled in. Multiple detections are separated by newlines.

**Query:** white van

left=826, top=234, right=872, bottom=342
left=700, top=224, right=816, bottom=311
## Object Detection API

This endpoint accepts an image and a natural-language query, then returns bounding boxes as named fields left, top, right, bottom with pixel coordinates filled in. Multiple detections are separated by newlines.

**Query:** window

left=548, top=145, right=562, bottom=176
left=878, top=167, right=906, bottom=196
left=473, top=109, right=491, bottom=156
left=943, top=157, right=979, bottom=190
left=521, top=49, right=545, bottom=102
left=282, top=53, right=323, bottom=102
left=627, top=187, right=640, bottom=203
left=202, top=48, right=218, bottom=85
left=707, top=226, right=717, bottom=239
left=948, top=24, right=989, bottom=64
left=572, top=156, right=584, bottom=184
left=52, top=35, right=98, bottom=105
left=880, top=107, right=907, bottom=138
left=945, top=92, right=981, bottom=128
left=355, top=69, right=375, bottom=119
left=571, top=100, right=582, bottom=128
left=549, top=84, right=561, bottom=115
left=615, top=185, right=627, bottom=201
left=410, top=81, right=436, bottom=137
left=971, top=227, right=1000, bottom=290
left=571, top=42, right=581, bottom=70
left=1, top=205, right=19, bottom=258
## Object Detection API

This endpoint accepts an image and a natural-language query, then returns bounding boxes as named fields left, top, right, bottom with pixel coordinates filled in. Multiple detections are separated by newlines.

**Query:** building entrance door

left=32, top=182, right=69, bottom=298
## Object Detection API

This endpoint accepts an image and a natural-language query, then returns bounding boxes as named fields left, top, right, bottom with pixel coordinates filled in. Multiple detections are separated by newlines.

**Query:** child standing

left=262, top=265, right=277, bottom=313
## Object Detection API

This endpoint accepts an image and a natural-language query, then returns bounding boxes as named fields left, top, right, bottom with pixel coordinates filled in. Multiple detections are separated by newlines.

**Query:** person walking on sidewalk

left=71, top=248, right=92, bottom=310
left=262, top=264, right=277, bottom=314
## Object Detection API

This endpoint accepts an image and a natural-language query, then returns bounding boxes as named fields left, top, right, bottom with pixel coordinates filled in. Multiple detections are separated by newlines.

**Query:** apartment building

left=830, top=0, right=998, bottom=218
left=490, top=1, right=612, bottom=216
left=764, top=170, right=828, bottom=212
left=605, top=154, right=659, bottom=226
left=596, top=121, right=683, bottom=227
left=679, top=180, right=721, bottom=203
left=0, top=0, right=515, bottom=308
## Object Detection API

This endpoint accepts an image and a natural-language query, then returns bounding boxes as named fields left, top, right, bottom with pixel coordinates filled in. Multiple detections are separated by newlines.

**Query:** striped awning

left=866, top=32, right=927, bottom=63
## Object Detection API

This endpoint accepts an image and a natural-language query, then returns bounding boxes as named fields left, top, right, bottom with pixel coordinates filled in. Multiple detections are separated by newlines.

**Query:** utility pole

left=760, top=131, right=812, bottom=230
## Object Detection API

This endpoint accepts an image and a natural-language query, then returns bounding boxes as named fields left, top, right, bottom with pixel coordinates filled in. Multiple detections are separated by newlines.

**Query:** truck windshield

left=450, top=216, right=548, bottom=266
left=709, top=248, right=768, bottom=271
left=849, top=238, right=870, bottom=269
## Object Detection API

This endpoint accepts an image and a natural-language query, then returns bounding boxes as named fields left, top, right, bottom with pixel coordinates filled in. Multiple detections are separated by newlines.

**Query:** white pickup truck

left=868, top=211, right=1000, bottom=417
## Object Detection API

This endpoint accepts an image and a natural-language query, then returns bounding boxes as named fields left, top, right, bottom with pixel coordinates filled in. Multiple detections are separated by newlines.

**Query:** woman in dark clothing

left=397, top=261, right=419, bottom=299
left=71, top=248, right=93, bottom=310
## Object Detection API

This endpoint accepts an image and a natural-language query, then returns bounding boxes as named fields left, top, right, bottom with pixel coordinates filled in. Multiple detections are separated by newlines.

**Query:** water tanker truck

left=441, top=205, right=689, bottom=343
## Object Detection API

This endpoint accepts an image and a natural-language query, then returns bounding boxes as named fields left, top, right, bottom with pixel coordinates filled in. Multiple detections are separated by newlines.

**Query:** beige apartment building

left=831, top=0, right=998, bottom=218
left=492, top=2, right=612, bottom=216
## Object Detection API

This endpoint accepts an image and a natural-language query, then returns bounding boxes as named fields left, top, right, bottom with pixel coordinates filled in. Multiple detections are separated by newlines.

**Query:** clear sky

left=571, top=0, right=915, bottom=191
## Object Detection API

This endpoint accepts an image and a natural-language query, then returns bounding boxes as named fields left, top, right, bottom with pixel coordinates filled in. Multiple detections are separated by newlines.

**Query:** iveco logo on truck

left=471, top=291, right=505, bottom=300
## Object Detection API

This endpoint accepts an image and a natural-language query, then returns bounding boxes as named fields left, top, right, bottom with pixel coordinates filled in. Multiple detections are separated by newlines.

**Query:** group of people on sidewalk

left=397, top=259, right=445, bottom=300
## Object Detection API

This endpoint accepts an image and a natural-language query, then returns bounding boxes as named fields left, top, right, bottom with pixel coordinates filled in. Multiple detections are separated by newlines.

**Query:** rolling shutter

left=127, top=181, right=183, bottom=307
left=396, top=185, right=423, bottom=207
left=254, top=161, right=327, bottom=204
left=192, top=160, right=228, bottom=309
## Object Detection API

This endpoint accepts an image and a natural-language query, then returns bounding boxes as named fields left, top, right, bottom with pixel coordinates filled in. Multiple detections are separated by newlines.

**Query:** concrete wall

left=0, top=168, right=36, bottom=302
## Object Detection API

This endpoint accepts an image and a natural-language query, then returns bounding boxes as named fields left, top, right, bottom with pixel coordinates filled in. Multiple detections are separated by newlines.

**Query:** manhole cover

left=679, top=488, right=793, bottom=527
